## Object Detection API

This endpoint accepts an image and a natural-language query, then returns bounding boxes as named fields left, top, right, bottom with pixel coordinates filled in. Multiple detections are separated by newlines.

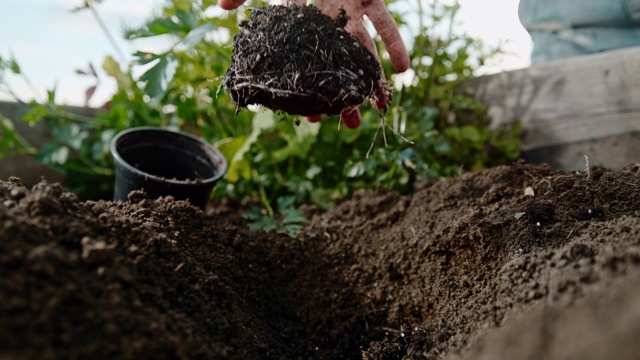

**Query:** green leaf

left=22, top=103, right=49, bottom=125
left=281, top=208, right=307, bottom=225
left=310, top=188, right=336, bottom=210
left=242, top=206, right=263, bottom=221
left=226, top=158, right=251, bottom=182
left=217, top=111, right=276, bottom=183
left=102, top=56, right=121, bottom=77
left=181, top=23, right=216, bottom=47
left=92, top=128, right=116, bottom=160
left=140, top=53, right=178, bottom=99
left=175, top=8, right=197, bottom=29
left=132, top=51, right=161, bottom=66
left=37, top=142, right=69, bottom=166
left=347, top=162, right=365, bottom=178
left=460, top=125, right=482, bottom=143
left=247, top=216, right=278, bottom=232
left=305, top=165, right=322, bottom=179
left=281, top=224, right=304, bottom=238
left=8, top=58, right=20, bottom=74
left=276, top=196, right=296, bottom=211
left=125, top=12, right=193, bottom=40
left=142, top=18, right=184, bottom=36
left=235, top=111, right=275, bottom=162
left=434, top=138, right=452, bottom=154
left=271, top=120, right=320, bottom=162
left=0, top=55, right=21, bottom=75
left=418, top=107, right=437, bottom=131
left=0, top=116, right=35, bottom=159
left=216, top=136, right=247, bottom=163
left=47, top=85, right=57, bottom=103
left=51, top=123, right=88, bottom=150
left=70, top=1, right=90, bottom=12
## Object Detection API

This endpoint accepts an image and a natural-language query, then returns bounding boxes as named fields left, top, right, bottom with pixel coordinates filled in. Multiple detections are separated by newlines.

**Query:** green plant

left=0, top=0, right=521, bottom=235
left=243, top=196, right=307, bottom=238
left=1, top=0, right=250, bottom=198
left=215, top=0, right=522, bottom=210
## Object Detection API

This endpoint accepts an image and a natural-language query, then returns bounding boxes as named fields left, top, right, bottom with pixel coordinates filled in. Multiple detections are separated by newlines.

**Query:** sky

left=0, top=0, right=532, bottom=107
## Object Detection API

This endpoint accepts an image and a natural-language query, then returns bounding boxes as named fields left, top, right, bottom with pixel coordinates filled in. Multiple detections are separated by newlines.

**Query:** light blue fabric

left=625, top=0, right=640, bottom=22
left=519, top=0, right=640, bottom=63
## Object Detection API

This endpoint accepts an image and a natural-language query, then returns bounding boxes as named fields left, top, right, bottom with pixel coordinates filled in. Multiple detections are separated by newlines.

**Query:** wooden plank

left=461, top=46, right=640, bottom=151
left=523, top=131, right=640, bottom=171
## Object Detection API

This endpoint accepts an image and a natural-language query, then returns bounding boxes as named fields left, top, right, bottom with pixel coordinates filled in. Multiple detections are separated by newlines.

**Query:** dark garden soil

left=223, top=5, right=384, bottom=116
left=2, top=161, right=640, bottom=359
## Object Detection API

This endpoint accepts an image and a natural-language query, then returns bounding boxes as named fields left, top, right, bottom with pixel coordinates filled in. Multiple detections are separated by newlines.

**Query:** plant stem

left=76, top=151, right=113, bottom=176
left=88, top=0, right=127, bottom=64
left=0, top=115, right=37, bottom=156
left=56, top=112, right=110, bottom=127
left=2, top=77, right=108, bottom=127
left=63, top=161, right=113, bottom=176
left=258, top=183, right=274, bottom=217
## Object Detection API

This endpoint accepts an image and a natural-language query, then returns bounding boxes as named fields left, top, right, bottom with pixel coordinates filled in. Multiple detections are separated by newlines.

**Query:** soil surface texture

left=223, top=5, right=383, bottom=116
left=2, top=161, right=640, bottom=359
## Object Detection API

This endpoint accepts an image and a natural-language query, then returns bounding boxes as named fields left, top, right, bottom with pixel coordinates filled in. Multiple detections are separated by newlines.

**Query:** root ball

left=223, top=5, right=385, bottom=116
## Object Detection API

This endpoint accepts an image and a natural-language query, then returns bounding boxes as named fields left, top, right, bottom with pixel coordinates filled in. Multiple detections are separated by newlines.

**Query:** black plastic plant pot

left=110, top=127, right=227, bottom=209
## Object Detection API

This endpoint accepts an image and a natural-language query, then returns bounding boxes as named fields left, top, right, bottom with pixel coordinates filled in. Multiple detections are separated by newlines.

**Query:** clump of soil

left=2, top=161, right=640, bottom=359
left=223, top=5, right=384, bottom=116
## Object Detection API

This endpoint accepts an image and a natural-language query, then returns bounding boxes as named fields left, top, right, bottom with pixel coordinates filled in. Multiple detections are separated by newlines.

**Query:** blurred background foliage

left=0, top=0, right=521, bottom=217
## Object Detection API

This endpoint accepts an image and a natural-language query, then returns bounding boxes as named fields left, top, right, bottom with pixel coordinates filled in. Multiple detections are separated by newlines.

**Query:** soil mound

left=223, top=5, right=383, bottom=116
left=1, top=161, right=640, bottom=359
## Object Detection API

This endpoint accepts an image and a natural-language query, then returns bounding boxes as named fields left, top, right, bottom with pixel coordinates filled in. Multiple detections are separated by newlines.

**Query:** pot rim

left=110, top=126, right=227, bottom=186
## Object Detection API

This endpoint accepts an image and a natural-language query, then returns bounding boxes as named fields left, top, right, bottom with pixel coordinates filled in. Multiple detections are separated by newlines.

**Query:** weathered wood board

left=461, top=46, right=640, bottom=152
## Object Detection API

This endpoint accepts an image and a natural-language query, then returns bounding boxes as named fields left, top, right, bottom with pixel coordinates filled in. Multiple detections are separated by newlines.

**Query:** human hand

left=219, top=0, right=409, bottom=128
